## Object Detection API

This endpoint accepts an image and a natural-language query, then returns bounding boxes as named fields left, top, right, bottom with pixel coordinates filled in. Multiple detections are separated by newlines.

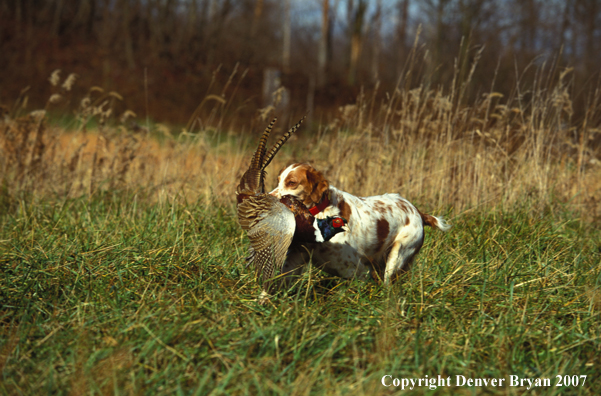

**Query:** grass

left=1, top=59, right=600, bottom=394
left=1, top=192, right=600, bottom=395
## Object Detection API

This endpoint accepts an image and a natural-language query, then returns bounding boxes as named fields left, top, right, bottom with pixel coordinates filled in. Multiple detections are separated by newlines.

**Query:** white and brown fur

left=270, top=163, right=450, bottom=284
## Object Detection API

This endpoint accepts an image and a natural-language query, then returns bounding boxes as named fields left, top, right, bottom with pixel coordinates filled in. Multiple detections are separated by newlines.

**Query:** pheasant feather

left=261, top=116, right=306, bottom=171
left=236, top=116, right=345, bottom=297
left=236, top=117, right=277, bottom=198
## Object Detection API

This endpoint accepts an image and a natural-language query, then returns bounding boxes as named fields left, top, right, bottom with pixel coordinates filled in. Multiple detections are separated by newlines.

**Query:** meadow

left=1, top=64, right=600, bottom=394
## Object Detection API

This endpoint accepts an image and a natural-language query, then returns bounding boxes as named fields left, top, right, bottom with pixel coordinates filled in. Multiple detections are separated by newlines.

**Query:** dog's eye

left=286, top=180, right=297, bottom=187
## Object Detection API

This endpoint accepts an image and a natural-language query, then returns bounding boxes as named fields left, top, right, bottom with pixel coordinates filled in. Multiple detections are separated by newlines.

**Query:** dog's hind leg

left=383, top=232, right=424, bottom=285
left=383, top=239, right=402, bottom=285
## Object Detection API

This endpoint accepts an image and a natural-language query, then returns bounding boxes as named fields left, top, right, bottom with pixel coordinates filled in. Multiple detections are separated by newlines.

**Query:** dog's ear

left=311, top=179, right=329, bottom=204
left=307, top=168, right=329, bottom=204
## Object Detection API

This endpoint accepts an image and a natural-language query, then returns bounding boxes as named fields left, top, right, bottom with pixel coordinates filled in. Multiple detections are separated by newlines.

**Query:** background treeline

left=0, top=0, right=600, bottom=125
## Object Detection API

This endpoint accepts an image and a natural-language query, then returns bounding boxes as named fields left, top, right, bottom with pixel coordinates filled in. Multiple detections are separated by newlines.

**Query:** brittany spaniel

left=270, top=163, right=450, bottom=284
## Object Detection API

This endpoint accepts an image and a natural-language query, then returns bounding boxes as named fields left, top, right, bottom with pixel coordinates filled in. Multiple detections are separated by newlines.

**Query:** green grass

left=1, top=192, right=600, bottom=395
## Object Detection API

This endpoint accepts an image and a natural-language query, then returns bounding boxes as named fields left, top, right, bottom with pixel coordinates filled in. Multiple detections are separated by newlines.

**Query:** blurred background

left=1, top=0, right=600, bottom=127
left=1, top=0, right=600, bottom=215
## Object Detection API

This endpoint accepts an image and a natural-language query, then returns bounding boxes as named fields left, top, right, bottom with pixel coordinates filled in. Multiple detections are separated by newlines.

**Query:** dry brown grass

left=1, top=65, right=600, bottom=222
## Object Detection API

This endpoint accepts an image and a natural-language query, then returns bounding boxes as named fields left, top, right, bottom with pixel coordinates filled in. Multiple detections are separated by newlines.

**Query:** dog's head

left=270, top=163, right=329, bottom=207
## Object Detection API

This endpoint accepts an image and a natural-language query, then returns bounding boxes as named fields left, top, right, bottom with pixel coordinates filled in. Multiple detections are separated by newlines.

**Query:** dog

left=270, top=163, right=450, bottom=284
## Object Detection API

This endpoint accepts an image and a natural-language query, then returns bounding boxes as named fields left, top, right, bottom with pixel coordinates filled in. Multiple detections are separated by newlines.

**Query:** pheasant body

left=236, top=117, right=347, bottom=294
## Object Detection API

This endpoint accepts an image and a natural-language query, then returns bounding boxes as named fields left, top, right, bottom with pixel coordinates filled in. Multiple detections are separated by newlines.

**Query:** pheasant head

left=316, top=216, right=348, bottom=241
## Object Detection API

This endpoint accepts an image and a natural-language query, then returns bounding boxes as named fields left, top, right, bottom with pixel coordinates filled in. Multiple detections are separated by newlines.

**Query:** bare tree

left=282, top=0, right=291, bottom=72
left=517, top=0, right=539, bottom=53
left=14, top=0, right=23, bottom=39
left=51, top=0, right=64, bottom=39
left=575, top=0, right=601, bottom=74
left=251, top=0, right=264, bottom=38
left=348, top=0, right=367, bottom=86
left=557, top=0, right=573, bottom=56
left=370, top=0, right=382, bottom=83
left=205, top=0, right=233, bottom=66
left=120, top=0, right=135, bottom=69
left=396, top=0, right=410, bottom=72
left=317, top=0, right=329, bottom=87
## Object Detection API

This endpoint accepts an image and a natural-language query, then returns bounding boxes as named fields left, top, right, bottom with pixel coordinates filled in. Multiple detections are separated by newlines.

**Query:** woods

left=1, top=0, right=600, bottom=124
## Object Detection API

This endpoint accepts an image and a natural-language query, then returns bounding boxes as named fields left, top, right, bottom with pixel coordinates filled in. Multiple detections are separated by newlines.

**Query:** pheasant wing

left=238, top=194, right=295, bottom=285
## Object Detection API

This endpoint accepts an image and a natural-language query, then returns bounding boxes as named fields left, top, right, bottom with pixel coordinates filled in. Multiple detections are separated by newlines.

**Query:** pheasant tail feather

left=251, top=117, right=277, bottom=172
left=237, top=118, right=277, bottom=195
left=261, top=116, right=306, bottom=171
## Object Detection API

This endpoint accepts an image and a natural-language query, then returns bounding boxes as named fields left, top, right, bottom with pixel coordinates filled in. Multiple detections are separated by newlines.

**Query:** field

left=1, top=67, right=601, bottom=395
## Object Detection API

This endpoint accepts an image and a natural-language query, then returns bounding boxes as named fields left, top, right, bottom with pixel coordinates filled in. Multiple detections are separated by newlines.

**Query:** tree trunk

left=434, top=0, right=450, bottom=69
left=348, top=0, right=366, bottom=86
left=371, top=0, right=382, bottom=82
left=583, top=0, right=599, bottom=74
left=121, top=0, right=136, bottom=69
left=557, top=0, right=571, bottom=55
left=397, top=0, right=409, bottom=73
left=282, top=0, right=291, bottom=73
left=51, top=0, right=64, bottom=39
left=251, top=0, right=264, bottom=38
left=15, top=0, right=22, bottom=39
left=317, top=0, right=329, bottom=87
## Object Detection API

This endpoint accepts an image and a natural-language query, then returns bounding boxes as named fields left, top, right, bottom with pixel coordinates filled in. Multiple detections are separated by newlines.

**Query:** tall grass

left=1, top=61, right=599, bottom=218
left=1, top=58, right=600, bottom=395
left=0, top=194, right=599, bottom=394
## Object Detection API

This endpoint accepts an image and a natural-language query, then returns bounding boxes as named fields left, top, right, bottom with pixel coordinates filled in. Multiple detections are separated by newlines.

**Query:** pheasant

left=236, top=117, right=347, bottom=296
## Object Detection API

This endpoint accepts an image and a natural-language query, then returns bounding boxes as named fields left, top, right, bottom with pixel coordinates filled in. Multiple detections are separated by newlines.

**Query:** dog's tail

left=420, top=211, right=451, bottom=232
